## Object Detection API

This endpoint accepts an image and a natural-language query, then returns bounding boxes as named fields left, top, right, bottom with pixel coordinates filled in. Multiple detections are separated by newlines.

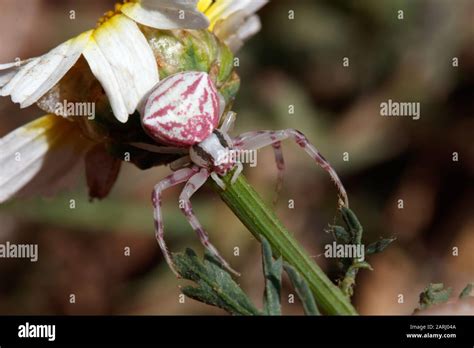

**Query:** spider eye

left=141, top=71, right=220, bottom=147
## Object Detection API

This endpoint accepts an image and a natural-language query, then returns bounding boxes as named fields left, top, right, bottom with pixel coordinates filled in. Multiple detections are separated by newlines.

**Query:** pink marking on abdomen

left=151, top=104, right=177, bottom=118
left=141, top=71, right=221, bottom=146
left=181, top=74, right=203, bottom=99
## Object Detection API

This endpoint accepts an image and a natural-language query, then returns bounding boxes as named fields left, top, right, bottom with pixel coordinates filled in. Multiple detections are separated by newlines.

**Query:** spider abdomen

left=141, top=71, right=220, bottom=147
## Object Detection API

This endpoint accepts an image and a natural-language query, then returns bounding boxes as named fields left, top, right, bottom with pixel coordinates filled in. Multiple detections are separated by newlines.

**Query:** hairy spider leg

left=152, top=167, right=199, bottom=277
left=179, top=168, right=240, bottom=276
left=271, top=141, right=285, bottom=205
left=233, top=129, right=349, bottom=207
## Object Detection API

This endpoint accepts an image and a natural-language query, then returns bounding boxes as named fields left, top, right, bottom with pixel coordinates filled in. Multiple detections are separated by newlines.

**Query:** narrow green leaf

left=459, top=283, right=473, bottom=299
left=181, top=286, right=228, bottom=310
left=261, top=237, right=282, bottom=315
left=366, top=238, right=396, bottom=255
left=173, top=249, right=261, bottom=315
left=284, top=263, right=320, bottom=315
left=340, top=207, right=363, bottom=244
left=339, top=261, right=373, bottom=298
left=332, top=225, right=352, bottom=245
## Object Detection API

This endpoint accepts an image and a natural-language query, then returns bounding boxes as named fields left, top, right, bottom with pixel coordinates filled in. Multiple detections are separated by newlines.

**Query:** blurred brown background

left=0, top=0, right=473, bottom=315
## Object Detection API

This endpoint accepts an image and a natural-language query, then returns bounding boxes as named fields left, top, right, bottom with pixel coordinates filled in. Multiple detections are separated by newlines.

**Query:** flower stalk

left=211, top=173, right=358, bottom=315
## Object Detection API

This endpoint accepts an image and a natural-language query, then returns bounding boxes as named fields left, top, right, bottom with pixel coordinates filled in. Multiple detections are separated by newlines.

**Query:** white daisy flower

left=0, top=1, right=209, bottom=123
left=0, top=0, right=267, bottom=203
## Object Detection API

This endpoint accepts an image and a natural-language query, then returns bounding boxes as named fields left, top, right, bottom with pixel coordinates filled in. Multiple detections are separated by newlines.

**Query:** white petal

left=121, top=0, right=209, bottom=30
left=236, top=15, right=262, bottom=42
left=83, top=15, right=159, bottom=123
left=0, top=115, right=89, bottom=203
left=204, top=0, right=267, bottom=30
left=214, top=12, right=261, bottom=52
left=83, top=38, right=128, bottom=122
left=0, top=59, right=34, bottom=88
left=0, top=59, right=41, bottom=96
left=0, top=31, right=92, bottom=108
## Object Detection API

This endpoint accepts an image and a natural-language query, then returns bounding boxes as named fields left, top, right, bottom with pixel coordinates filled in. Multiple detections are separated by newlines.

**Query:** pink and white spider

left=133, top=71, right=349, bottom=276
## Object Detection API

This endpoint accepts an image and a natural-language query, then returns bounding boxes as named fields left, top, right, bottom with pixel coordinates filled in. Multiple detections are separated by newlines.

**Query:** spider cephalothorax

left=189, top=129, right=236, bottom=175
left=134, top=71, right=348, bottom=276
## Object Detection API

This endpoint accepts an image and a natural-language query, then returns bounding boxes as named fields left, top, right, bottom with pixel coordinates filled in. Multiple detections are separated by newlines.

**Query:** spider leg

left=219, top=111, right=237, bottom=134
left=272, top=141, right=285, bottom=205
left=234, top=129, right=349, bottom=207
left=210, top=172, right=226, bottom=190
left=179, top=168, right=240, bottom=276
left=152, top=167, right=198, bottom=277
left=169, top=155, right=192, bottom=171
left=209, top=161, right=242, bottom=190
left=231, top=161, right=243, bottom=184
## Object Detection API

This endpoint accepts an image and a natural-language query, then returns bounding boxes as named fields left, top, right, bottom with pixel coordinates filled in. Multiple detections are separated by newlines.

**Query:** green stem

left=211, top=173, right=358, bottom=315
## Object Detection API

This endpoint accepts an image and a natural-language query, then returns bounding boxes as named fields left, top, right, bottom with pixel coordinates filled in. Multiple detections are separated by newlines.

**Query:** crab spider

left=136, top=71, right=348, bottom=277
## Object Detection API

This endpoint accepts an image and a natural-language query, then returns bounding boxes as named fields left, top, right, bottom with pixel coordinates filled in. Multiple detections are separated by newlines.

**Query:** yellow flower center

left=96, top=0, right=133, bottom=27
